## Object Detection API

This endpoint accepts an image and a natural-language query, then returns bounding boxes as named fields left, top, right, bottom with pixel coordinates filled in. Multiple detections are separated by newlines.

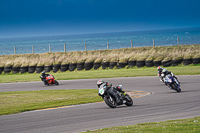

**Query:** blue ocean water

left=0, top=27, right=200, bottom=55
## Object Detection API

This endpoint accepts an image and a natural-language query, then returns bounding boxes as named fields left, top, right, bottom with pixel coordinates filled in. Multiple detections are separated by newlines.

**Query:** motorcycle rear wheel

left=124, top=94, right=133, bottom=106
left=104, top=96, right=117, bottom=108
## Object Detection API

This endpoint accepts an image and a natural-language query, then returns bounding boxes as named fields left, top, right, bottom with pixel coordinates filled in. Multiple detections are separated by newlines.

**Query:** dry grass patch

left=0, top=45, right=200, bottom=67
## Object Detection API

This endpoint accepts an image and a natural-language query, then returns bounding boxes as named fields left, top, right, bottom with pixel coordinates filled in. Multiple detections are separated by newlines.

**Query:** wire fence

left=8, top=37, right=181, bottom=55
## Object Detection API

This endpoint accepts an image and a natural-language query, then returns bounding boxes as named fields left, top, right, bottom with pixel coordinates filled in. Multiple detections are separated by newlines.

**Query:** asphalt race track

left=0, top=75, right=200, bottom=133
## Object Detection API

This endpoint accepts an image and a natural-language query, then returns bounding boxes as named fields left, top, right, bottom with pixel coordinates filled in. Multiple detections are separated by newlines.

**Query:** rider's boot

left=160, top=77, right=164, bottom=83
left=43, top=81, right=46, bottom=85
left=43, top=80, right=49, bottom=86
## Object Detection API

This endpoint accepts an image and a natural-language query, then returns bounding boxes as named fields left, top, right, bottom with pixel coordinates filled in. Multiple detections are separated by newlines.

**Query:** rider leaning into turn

left=40, top=71, right=50, bottom=85
left=157, top=66, right=180, bottom=82
left=97, top=80, right=125, bottom=104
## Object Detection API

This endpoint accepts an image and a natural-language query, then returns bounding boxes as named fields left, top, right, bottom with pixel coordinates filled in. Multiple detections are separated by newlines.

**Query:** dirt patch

left=126, top=90, right=151, bottom=98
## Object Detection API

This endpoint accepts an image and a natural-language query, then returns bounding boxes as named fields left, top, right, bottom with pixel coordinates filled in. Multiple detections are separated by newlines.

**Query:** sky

left=0, top=0, right=200, bottom=38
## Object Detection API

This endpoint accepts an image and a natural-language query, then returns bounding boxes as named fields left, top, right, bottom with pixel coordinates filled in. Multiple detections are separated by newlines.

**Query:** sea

left=0, top=27, right=200, bottom=55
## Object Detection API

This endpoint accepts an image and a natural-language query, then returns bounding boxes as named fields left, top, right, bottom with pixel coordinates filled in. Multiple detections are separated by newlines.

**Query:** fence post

left=49, top=44, right=51, bottom=53
left=153, top=38, right=155, bottom=47
left=32, top=45, right=34, bottom=54
left=107, top=41, right=109, bottom=50
left=14, top=46, right=16, bottom=55
left=64, top=43, right=66, bottom=53
left=131, top=40, right=133, bottom=48
left=177, top=37, right=179, bottom=47
left=85, top=42, right=87, bottom=51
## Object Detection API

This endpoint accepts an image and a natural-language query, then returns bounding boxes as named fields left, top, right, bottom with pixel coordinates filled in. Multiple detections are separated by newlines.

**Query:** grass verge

left=0, top=89, right=102, bottom=116
left=85, top=117, right=200, bottom=133
left=0, top=64, right=200, bottom=83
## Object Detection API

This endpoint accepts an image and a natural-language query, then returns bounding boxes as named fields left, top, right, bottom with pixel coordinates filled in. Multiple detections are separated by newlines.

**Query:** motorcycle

left=98, top=84, right=133, bottom=108
left=163, top=74, right=181, bottom=92
left=40, top=75, right=59, bottom=86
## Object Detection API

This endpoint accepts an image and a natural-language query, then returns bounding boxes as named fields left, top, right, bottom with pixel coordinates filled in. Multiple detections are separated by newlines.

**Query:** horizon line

left=0, top=26, right=200, bottom=39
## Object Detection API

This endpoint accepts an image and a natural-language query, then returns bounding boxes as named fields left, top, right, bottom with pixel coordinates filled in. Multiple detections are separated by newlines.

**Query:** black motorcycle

left=98, top=84, right=133, bottom=108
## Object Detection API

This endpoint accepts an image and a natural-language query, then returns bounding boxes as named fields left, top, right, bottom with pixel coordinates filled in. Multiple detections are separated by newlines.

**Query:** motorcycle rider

left=157, top=66, right=164, bottom=82
left=40, top=71, right=50, bottom=85
left=97, top=80, right=124, bottom=104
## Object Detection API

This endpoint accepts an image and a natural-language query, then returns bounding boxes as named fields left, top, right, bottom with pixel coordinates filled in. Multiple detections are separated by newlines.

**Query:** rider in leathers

left=157, top=66, right=164, bottom=82
left=97, top=80, right=124, bottom=105
left=40, top=71, right=50, bottom=85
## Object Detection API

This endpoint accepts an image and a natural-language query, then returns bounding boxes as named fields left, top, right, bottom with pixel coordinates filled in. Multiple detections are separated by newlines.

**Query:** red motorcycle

left=45, top=75, right=59, bottom=85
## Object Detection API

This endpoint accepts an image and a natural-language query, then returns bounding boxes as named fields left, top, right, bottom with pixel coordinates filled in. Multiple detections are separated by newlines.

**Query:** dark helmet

left=97, top=80, right=104, bottom=88
left=41, top=71, right=46, bottom=76
left=116, top=85, right=123, bottom=92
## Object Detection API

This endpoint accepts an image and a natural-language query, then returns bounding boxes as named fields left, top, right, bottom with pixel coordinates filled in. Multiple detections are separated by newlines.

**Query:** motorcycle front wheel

left=104, top=96, right=117, bottom=108
left=171, top=83, right=181, bottom=93
left=124, top=94, right=133, bottom=106
left=54, top=80, right=59, bottom=85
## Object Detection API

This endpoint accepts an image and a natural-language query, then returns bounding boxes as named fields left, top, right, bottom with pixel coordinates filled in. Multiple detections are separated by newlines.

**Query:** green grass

left=85, top=117, right=200, bottom=133
left=0, top=89, right=102, bottom=116
left=1, top=65, right=200, bottom=131
left=0, top=64, right=200, bottom=83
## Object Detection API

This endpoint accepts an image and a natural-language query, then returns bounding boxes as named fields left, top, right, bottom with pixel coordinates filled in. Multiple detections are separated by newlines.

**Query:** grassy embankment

left=0, top=45, right=200, bottom=69
left=0, top=45, right=200, bottom=83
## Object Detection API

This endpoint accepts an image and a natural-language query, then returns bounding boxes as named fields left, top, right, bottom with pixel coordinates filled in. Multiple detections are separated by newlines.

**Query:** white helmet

left=97, top=80, right=104, bottom=87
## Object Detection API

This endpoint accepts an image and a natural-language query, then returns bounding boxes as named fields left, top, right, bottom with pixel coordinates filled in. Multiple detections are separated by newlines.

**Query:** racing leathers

left=158, top=67, right=164, bottom=82
left=40, top=73, right=50, bottom=85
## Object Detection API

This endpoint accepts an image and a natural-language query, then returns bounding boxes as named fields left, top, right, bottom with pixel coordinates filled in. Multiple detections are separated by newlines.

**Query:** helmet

left=41, top=71, right=46, bottom=76
left=97, top=80, right=104, bottom=88
left=162, top=68, right=167, bottom=73
left=157, top=66, right=162, bottom=70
